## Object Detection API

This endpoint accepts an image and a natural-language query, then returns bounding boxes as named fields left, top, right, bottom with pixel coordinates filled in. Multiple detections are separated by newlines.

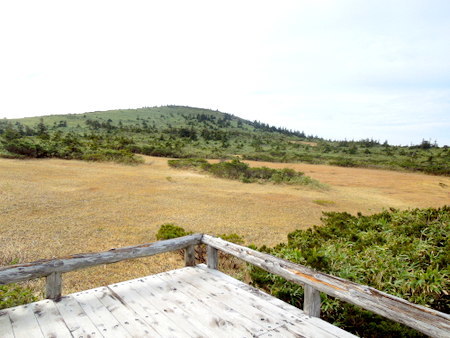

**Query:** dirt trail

left=1, top=157, right=449, bottom=293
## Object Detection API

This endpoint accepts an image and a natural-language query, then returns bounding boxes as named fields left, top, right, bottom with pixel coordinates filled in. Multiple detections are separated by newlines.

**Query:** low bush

left=168, top=158, right=324, bottom=187
left=167, top=158, right=208, bottom=169
left=155, top=224, right=193, bottom=240
left=82, top=149, right=143, bottom=165
left=329, top=158, right=358, bottom=167
left=249, top=207, right=450, bottom=337
left=0, top=284, right=37, bottom=310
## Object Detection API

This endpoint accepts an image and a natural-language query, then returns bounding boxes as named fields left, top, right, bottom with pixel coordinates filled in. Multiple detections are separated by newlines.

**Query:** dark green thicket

left=168, top=158, right=323, bottom=187
left=249, top=207, right=450, bottom=337
left=1, top=106, right=448, bottom=174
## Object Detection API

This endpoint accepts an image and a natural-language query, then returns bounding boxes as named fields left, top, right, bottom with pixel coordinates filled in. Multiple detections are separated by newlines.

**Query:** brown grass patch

left=289, top=140, right=318, bottom=146
left=1, top=156, right=449, bottom=295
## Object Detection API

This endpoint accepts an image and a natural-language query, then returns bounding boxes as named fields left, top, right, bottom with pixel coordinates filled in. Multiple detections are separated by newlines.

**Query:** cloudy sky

left=1, top=0, right=449, bottom=145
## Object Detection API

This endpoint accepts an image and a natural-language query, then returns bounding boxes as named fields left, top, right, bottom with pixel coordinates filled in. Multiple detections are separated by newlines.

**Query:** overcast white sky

left=0, top=0, right=449, bottom=145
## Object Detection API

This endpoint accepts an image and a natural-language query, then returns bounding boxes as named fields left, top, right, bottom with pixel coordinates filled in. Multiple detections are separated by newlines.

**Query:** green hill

left=1, top=105, right=449, bottom=175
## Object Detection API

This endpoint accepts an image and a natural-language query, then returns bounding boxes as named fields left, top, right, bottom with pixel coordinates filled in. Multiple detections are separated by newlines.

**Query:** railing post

left=46, top=272, right=62, bottom=300
left=185, top=245, right=195, bottom=266
left=207, top=245, right=218, bottom=269
left=304, top=284, right=321, bottom=317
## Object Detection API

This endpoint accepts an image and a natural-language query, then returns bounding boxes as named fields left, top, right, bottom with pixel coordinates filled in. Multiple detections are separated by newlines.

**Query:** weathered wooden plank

left=258, top=323, right=310, bottom=338
left=53, top=295, right=103, bottom=338
left=110, top=280, right=191, bottom=337
left=180, top=266, right=354, bottom=338
left=259, top=321, right=346, bottom=338
left=157, top=269, right=267, bottom=336
left=168, top=268, right=284, bottom=331
left=202, top=234, right=450, bottom=337
left=184, top=244, right=195, bottom=266
left=0, top=233, right=203, bottom=284
left=45, top=271, right=62, bottom=300
left=197, top=265, right=354, bottom=338
left=31, top=300, right=72, bottom=337
left=304, top=285, right=321, bottom=317
left=94, top=286, right=161, bottom=337
left=122, top=274, right=220, bottom=337
left=73, top=289, right=131, bottom=337
left=6, top=303, right=44, bottom=338
left=207, top=245, right=218, bottom=269
left=0, top=311, right=14, bottom=338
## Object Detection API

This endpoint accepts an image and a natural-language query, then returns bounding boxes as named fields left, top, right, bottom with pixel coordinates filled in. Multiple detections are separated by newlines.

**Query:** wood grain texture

left=0, top=234, right=202, bottom=284
left=304, top=284, right=321, bottom=318
left=207, top=245, right=218, bottom=269
left=0, top=265, right=356, bottom=338
left=6, top=303, right=44, bottom=338
left=31, top=300, right=72, bottom=337
left=171, top=266, right=351, bottom=338
left=202, top=234, right=450, bottom=337
left=53, top=295, right=103, bottom=337
left=184, top=244, right=195, bottom=266
left=197, top=264, right=354, bottom=338
left=45, top=271, right=62, bottom=300
left=0, top=311, right=14, bottom=338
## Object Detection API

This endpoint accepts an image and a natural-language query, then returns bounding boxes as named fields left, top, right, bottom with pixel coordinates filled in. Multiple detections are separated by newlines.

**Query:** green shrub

left=168, top=158, right=323, bottom=187
left=329, top=158, right=358, bottom=167
left=218, top=233, right=245, bottom=245
left=0, top=284, right=37, bottom=310
left=82, top=149, right=143, bottom=165
left=249, top=207, right=450, bottom=336
left=2, top=138, right=49, bottom=158
left=156, top=224, right=193, bottom=240
left=167, top=158, right=208, bottom=169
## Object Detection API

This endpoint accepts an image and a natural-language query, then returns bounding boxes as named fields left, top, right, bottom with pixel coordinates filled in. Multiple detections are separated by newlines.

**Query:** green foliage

left=218, top=233, right=245, bottom=245
left=155, top=224, right=193, bottom=240
left=329, top=158, right=358, bottom=167
left=0, top=122, right=144, bottom=164
left=0, top=284, right=37, bottom=310
left=1, top=106, right=448, bottom=175
left=249, top=207, right=450, bottom=336
left=82, top=149, right=144, bottom=165
left=167, top=158, right=208, bottom=169
left=168, top=158, right=324, bottom=187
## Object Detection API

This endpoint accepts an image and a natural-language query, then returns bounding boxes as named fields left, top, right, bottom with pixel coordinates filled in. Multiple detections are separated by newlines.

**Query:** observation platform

left=0, top=234, right=448, bottom=337
left=0, top=265, right=355, bottom=337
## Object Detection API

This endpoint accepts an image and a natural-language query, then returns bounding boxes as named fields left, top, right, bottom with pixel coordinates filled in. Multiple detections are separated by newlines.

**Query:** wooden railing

left=0, top=234, right=449, bottom=337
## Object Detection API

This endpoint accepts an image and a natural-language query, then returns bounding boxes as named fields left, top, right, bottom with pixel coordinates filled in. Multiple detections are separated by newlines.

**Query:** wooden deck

left=0, top=265, right=355, bottom=338
left=1, top=234, right=448, bottom=337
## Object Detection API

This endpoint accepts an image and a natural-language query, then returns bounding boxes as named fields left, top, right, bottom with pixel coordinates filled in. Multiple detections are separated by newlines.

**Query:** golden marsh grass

left=1, top=156, right=449, bottom=295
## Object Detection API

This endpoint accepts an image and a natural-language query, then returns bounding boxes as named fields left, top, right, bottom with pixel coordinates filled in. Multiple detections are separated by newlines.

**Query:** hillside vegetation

left=1, top=105, right=448, bottom=175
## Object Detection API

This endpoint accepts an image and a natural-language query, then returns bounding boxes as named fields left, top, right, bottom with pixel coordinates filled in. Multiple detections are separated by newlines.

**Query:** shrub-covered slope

left=1, top=105, right=448, bottom=174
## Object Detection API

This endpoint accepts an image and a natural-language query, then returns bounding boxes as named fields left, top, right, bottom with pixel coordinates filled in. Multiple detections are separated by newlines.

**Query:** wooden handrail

left=0, top=233, right=202, bottom=285
left=0, top=233, right=448, bottom=337
left=202, top=234, right=450, bottom=338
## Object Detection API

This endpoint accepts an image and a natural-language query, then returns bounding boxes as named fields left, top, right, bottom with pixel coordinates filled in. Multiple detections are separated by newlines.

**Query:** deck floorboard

left=0, top=266, right=356, bottom=337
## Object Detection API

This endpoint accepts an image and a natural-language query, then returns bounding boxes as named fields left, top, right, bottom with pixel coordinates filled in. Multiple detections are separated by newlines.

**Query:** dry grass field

left=1, top=156, right=449, bottom=295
